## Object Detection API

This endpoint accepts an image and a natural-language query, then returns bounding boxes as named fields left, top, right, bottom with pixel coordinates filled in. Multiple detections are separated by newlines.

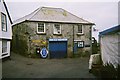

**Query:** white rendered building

left=0, top=0, right=12, bottom=59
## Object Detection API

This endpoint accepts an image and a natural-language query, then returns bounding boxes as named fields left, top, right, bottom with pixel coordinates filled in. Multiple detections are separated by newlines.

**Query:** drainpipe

left=90, top=26, right=92, bottom=55
left=73, top=25, right=74, bottom=55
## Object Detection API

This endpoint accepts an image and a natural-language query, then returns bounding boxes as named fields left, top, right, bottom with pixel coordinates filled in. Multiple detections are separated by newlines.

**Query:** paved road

left=2, top=53, right=96, bottom=78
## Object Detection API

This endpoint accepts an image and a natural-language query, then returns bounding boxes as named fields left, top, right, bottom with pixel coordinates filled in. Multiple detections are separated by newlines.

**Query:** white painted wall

left=2, top=41, right=10, bottom=58
left=100, top=33, right=119, bottom=68
left=0, top=2, right=2, bottom=38
left=0, top=0, right=12, bottom=59
left=0, top=0, right=12, bottom=39
left=0, top=40, right=2, bottom=59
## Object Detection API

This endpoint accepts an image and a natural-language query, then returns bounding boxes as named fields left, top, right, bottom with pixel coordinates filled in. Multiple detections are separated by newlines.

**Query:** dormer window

left=1, top=13, right=7, bottom=32
left=53, top=24, right=61, bottom=34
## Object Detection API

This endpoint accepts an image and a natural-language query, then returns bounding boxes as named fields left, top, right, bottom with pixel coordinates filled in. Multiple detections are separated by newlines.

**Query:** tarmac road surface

left=2, top=52, right=96, bottom=78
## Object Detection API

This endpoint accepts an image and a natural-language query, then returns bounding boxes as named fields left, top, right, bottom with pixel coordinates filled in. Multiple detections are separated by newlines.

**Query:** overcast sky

left=5, top=0, right=119, bottom=41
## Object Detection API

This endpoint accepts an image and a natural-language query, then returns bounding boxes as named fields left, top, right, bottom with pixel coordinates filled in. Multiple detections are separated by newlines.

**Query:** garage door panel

left=49, top=42, right=67, bottom=51
left=49, top=41, right=67, bottom=58
left=50, top=51, right=67, bottom=58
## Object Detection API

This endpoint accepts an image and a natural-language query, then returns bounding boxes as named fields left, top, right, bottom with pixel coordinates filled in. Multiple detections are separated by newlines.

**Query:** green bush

left=100, top=64, right=118, bottom=78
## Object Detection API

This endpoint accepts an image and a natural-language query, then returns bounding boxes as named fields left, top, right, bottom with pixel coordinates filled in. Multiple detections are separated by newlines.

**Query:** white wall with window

left=1, top=13, right=7, bottom=32
left=0, top=12, right=12, bottom=39
left=0, top=0, right=12, bottom=39
left=37, top=23, right=45, bottom=33
left=0, top=40, right=10, bottom=59
left=0, top=0, right=12, bottom=59
left=53, top=24, right=61, bottom=34
left=2, top=40, right=7, bottom=53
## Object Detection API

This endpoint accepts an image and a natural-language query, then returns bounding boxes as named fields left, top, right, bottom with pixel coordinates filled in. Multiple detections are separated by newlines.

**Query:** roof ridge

left=41, top=6, right=62, bottom=9
left=29, top=7, right=42, bottom=20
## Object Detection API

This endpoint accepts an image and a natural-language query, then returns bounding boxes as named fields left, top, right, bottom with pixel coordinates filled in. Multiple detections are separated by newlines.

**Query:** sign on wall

left=77, top=41, right=84, bottom=48
left=40, top=48, right=48, bottom=58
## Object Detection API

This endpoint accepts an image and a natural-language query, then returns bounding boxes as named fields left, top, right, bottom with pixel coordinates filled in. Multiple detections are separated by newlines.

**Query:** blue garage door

left=49, top=41, right=67, bottom=58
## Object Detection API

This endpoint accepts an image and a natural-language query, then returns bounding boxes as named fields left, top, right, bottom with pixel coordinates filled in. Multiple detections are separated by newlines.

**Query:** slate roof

left=13, top=7, right=94, bottom=25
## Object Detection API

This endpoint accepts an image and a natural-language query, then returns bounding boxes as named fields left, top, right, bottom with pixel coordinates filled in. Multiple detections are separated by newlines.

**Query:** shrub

left=100, top=64, right=118, bottom=78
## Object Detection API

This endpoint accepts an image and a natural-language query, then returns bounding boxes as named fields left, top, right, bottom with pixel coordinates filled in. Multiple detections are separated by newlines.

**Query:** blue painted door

left=74, top=43, right=78, bottom=54
left=49, top=41, right=67, bottom=58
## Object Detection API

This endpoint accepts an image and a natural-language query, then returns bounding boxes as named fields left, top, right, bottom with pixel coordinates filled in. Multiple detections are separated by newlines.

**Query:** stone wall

left=73, top=24, right=92, bottom=56
left=12, top=21, right=92, bottom=58
left=26, top=22, right=74, bottom=57
left=12, top=23, right=29, bottom=56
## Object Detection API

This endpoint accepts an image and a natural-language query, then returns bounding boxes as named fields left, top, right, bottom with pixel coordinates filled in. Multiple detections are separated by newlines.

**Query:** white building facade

left=0, top=0, right=12, bottom=59
left=99, top=25, right=120, bottom=68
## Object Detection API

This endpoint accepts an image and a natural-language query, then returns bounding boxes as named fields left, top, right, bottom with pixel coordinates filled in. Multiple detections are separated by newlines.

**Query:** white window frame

left=1, top=12, right=7, bottom=32
left=53, top=23, right=61, bottom=34
left=77, top=24, right=84, bottom=34
left=37, top=23, right=46, bottom=34
left=2, top=40, right=7, bottom=53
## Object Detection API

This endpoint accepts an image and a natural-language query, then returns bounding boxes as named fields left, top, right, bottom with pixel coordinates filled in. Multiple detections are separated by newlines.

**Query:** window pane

left=54, top=24, right=61, bottom=34
left=1, top=14, right=5, bottom=22
left=38, top=23, right=44, bottom=33
left=2, top=40, right=7, bottom=53
left=1, top=13, right=7, bottom=31
left=78, top=25, right=82, bottom=33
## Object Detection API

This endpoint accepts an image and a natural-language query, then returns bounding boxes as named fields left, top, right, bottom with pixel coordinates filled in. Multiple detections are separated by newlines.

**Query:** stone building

left=12, top=7, right=94, bottom=58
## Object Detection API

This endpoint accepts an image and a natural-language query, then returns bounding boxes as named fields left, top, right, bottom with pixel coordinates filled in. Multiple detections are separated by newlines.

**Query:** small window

left=37, top=23, right=45, bottom=33
left=92, top=38, right=95, bottom=44
left=1, top=13, right=7, bottom=32
left=2, top=40, right=7, bottom=53
left=77, top=41, right=84, bottom=48
left=53, top=24, right=61, bottom=34
left=78, top=25, right=83, bottom=34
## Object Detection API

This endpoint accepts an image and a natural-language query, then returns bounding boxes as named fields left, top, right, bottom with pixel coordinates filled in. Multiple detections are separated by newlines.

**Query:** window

left=53, top=24, right=61, bottom=34
left=77, top=41, right=84, bottom=48
left=37, top=23, right=45, bottom=33
left=2, top=40, right=7, bottom=53
left=1, top=13, right=7, bottom=31
left=92, top=38, right=95, bottom=44
left=78, top=25, right=83, bottom=34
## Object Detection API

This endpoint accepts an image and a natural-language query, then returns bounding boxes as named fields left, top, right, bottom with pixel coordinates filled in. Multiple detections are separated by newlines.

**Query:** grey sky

left=6, top=1, right=118, bottom=41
